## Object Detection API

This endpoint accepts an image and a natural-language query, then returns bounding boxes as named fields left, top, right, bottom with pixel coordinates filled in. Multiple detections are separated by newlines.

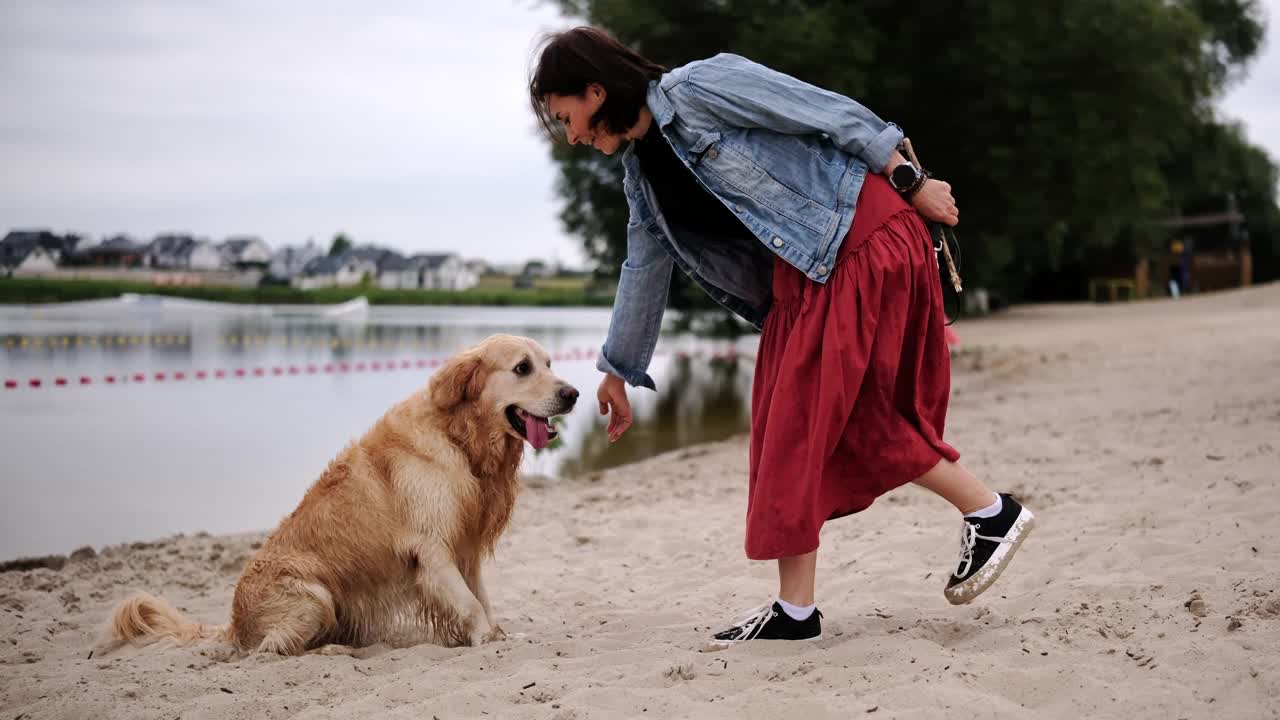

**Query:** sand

left=2, top=283, right=1278, bottom=719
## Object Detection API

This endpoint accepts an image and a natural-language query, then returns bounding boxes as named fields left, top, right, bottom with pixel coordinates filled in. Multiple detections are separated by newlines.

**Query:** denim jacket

left=596, top=53, right=903, bottom=390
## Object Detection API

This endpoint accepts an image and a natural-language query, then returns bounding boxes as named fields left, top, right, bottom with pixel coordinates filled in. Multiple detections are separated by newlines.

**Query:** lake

left=0, top=299, right=757, bottom=559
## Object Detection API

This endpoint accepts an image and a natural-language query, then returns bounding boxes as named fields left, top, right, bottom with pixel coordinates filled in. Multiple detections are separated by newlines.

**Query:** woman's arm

left=682, top=53, right=903, bottom=172
left=682, top=54, right=959, bottom=226
left=883, top=149, right=959, bottom=226
left=595, top=208, right=674, bottom=392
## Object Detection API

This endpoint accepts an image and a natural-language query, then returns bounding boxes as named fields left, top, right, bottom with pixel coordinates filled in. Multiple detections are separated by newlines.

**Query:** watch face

left=891, top=163, right=918, bottom=190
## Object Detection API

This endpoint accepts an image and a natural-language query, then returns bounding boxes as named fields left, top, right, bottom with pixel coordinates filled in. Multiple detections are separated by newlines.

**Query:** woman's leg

left=777, top=550, right=817, bottom=606
left=914, top=457, right=1036, bottom=604
left=913, top=458, right=998, bottom=514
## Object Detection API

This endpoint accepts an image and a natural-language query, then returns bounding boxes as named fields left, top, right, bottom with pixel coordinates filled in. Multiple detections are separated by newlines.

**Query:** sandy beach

left=2, top=283, right=1278, bottom=719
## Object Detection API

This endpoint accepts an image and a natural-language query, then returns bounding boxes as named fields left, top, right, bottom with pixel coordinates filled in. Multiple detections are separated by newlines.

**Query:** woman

left=529, top=27, right=1036, bottom=648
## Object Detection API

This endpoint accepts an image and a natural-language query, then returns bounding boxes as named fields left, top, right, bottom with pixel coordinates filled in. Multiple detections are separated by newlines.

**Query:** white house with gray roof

left=293, top=253, right=378, bottom=290
left=269, top=240, right=324, bottom=281
left=146, top=234, right=223, bottom=271
left=218, top=236, right=271, bottom=267
left=408, top=253, right=478, bottom=290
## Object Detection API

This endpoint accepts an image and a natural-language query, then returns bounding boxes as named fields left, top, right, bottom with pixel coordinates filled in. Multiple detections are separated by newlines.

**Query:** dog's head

left=429, top=334, right=578, bottom=450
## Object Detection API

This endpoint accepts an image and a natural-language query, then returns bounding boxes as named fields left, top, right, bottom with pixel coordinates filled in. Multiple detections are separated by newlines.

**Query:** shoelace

left=954, top=521, right=1012, bottom=578
left=718, top=604, right=777, bottom=642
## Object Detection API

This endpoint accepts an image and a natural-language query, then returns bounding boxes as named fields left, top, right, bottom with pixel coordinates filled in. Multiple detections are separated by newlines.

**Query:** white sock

left=777, top=597, right=816, bottom=621
left=964, top=493, right=1003, bottom=519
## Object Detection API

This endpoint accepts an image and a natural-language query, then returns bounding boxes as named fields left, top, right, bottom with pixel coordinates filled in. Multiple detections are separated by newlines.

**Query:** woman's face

left=546, top=87, right=627, bottom=156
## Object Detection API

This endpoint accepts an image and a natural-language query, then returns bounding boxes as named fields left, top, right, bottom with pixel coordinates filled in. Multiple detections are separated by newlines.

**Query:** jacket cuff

left=865, top=122, right=905, bottom=174
left=596, top=349, right=657, bottom=391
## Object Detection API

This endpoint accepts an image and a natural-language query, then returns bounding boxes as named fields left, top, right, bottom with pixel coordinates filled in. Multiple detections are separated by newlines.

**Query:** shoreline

left=0, top=276, right=616, bottom=307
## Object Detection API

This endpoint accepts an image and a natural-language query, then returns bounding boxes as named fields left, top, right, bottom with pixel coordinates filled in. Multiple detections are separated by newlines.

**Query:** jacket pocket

left=699, top=142, right=837, bottom=236
left=686, top=131, right=722, bottom=165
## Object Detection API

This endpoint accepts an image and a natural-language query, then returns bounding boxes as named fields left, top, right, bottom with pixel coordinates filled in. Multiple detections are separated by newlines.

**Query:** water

left=0, top=299, right=756, bottom=559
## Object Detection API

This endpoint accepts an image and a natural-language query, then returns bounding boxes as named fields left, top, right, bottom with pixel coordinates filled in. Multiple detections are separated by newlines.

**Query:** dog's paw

left=482, top=625, right=509, bottom=643
left=311, top=644, right=356, bottom=657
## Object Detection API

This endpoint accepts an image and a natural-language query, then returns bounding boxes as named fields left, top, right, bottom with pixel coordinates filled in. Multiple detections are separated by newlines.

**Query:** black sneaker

left=703, top=602, right=823, bottom=651
left=944, top=493, right=1036, bottom=605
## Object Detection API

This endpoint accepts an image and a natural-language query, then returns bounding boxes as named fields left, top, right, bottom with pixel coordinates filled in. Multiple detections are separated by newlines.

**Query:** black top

left=632, top=122, right=755, bottom=241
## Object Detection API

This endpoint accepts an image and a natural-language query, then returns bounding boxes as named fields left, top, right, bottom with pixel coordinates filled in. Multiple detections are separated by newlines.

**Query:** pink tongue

left=526, top=415, right=550, bottom=449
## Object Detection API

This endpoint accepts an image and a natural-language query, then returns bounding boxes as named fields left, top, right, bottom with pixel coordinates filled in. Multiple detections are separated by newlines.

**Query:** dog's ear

left=430, top=352, right=486, bottom=411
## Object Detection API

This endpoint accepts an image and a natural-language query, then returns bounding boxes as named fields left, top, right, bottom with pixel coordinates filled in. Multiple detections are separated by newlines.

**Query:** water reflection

left=0, top=302, right=757, bottom=558
left=549, top=354, right=752, bottom=477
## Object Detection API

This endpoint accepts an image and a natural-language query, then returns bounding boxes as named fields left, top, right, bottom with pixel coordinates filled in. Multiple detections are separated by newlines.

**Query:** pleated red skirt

left=746, top=173, right=960, bottom=560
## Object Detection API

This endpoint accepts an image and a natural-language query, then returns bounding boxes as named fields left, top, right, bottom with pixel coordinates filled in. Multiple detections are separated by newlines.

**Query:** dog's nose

left=559, top=385, right=579, bottom=406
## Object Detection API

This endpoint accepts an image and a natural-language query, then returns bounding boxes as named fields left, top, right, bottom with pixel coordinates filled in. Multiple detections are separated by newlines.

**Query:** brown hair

left=529, top=26, right=667, bottom=141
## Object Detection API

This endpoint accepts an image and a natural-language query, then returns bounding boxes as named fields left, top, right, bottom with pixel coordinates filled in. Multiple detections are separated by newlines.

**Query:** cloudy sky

left=1, top=1, right=1277, bottom=268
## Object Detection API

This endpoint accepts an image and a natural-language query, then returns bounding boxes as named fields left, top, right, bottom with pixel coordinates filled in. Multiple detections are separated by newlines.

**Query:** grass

left=0, top=275, right=616, bottom=307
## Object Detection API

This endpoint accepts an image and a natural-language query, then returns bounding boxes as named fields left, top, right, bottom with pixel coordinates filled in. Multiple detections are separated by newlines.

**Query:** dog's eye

left=514, top=360, right=531, bottom=376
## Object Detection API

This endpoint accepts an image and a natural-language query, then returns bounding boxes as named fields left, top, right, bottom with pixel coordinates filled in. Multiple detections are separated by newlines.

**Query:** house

left=523, top=260, right=553, bottom=278
left=375, top=253, right=418, bottom=290
left=0, top=242, right=57, bottom=276
left=86, top=235, right=147, bottom=267
left=342, top=246, right=415, bottom=289
left=146, top=234, right=223, bottom=271
left=292, top=253, right=379, bottom=290
left=408, top=253, right=479, bottom=290
left=465, top=259, right=489, bottom=276
left=218, top=236, right=272, bottom=267
left=1, top=229, right=90, bottom=266
left=268, top=240, right=324, bottom=281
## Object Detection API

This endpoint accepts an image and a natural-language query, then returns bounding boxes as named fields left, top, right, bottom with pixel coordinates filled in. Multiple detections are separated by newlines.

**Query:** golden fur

left=109, top=334, right=577, bottom=654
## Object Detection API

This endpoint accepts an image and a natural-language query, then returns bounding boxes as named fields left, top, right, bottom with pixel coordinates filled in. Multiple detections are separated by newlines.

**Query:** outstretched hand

left=596, top=373, right=633, bottom=443
left=911, top=179, right=959, bottom=227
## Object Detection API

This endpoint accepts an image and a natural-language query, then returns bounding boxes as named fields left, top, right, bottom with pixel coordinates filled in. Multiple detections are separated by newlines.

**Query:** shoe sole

left=944, top=507, right=1036, bottom=605
left=700, top=633, right=824, bottom=652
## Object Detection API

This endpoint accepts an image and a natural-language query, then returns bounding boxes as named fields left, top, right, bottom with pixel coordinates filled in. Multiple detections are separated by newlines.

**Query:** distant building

left=85, top=235, right=147, bottom=267
left=146, top=234, right=223, bottom=271
left=293, top=253, right=378, bottom=290
left=1, top=229, right=91, bottom=268
left=409, top=253, right=478, bottom=290
left=375, top=253, right=418, bottom=290
left=268, top=240, right=324, bottom=281
left=344, top=246, right=417, bottom=290
left=0, top=243, right=57, bottom=276
left=218, top=236, right=272, bottom=267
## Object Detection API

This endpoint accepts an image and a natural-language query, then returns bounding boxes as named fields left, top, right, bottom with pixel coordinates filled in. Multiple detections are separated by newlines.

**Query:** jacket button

left=772, top=237, right=783, bottom=248
left=816, top=264, right=828, bottom=275
left=707, top=148, right=718, bottom=160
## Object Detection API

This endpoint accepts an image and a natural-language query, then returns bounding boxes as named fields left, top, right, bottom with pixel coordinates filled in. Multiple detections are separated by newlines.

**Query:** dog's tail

left=110, top=592, right=227, bottom=647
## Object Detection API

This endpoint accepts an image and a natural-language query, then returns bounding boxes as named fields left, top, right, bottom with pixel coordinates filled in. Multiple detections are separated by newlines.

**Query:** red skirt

left=746, top=173, right=960, bottom=560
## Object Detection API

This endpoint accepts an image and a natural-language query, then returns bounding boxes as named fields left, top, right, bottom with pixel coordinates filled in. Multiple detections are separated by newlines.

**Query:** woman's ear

left=430, top=353, right=485, bottom=411
left=588, top=82, right=606, bottom=105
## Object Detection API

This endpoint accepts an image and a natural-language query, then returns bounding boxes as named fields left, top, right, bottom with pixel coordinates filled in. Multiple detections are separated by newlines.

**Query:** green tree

left=328, top=233, right=352, bottom=257
left=542, top=0, right=1275, bottom=302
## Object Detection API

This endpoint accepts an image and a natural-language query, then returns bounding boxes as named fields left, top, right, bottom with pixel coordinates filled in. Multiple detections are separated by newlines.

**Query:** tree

left=541, top=0, right=1275, bottom=302
left=328, top=233, right=352, bottom=257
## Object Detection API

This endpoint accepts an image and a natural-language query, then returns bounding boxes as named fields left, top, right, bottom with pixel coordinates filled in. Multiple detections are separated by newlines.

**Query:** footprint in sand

left=1126, top=648, right=1158, bottom=669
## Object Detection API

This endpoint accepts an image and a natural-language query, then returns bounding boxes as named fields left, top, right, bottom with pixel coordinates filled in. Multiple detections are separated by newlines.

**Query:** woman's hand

left=596, top=373, right=633, bottom=442
left=911, top=179, right=959, bottom=226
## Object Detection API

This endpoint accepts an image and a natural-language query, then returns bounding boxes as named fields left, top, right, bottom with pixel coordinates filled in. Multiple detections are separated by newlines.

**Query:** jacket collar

left=645, top=80, right=675, bottom=128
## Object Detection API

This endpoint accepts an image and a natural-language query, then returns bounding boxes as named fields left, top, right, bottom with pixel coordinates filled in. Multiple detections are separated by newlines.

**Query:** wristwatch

left=889, top=161, right=926, bottom=196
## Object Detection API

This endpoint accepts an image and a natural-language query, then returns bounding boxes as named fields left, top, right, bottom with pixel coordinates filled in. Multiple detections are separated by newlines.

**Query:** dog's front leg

left=414, top=547, right=492, bottom=647
left=465, top=562, right=506, bottom=642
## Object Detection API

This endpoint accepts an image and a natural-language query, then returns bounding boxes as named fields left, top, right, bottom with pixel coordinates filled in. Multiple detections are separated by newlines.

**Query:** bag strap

left=902, top=138, right=964, bottom=325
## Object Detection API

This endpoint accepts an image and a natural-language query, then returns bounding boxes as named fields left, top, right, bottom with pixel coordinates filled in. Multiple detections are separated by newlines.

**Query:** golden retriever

left=109, top=334, right=578, bottom=654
